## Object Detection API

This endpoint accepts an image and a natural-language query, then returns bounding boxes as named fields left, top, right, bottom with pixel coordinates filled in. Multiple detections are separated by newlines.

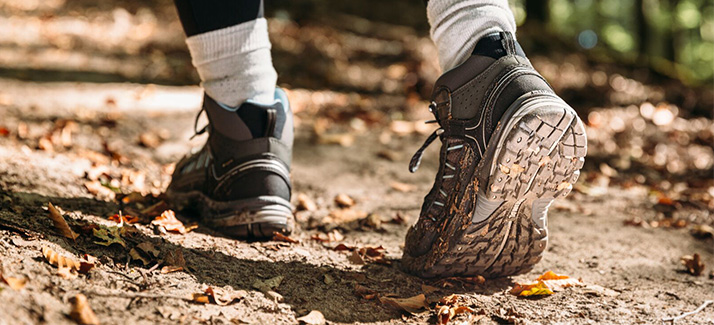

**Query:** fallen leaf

left=358, top=213, right=382, bottom=229
left=317, top=133, right=354, bottom=147
left=136, top=242, right=160, bottom=257
left=436, top=304, right=475, bottom=325
left=354, top=284, right=378, bottom=300
left=164, top=248, right=186, bottom=270
left=204, top=287, right=245, bottom=306
left=84, top=181, right=117, bottom=201
left=297, top=310, right=326, bottom=325
left=151, top=210, right=197, bottom=234
left=69, top=294, right=99, bottom=325
left=161, top=266, right=184, bottom=274
left=691, top=225, right=714, bottom=239
left=510, top=270, right=582, bottom=296
left=421, top=284, right=439, bottom=294
left=108, top=213, right=139, bottom=224
left=92, top=226, right=126, bottom=247
left=129, top=248, right=151, bottom=266
left=325, top=208, right=367, bottom=224
left=510, top=281, right=554, bottom=297
left=253, top=276, right=285, bottom=302
left=138, top=132, right=161, bottom=148
left=379, top=294, right=428, bottom=314
left=78, top=262, right=95, bottom=274
left=296, top=194, right=317, bottom=211
left=681, top=253, right=705, bottom=276
left=41, top=246, right=80, bottom=270
left=57, top=267, right=78, bottom=279
left=348, top=250, right=365, bottom=265
left=0, top=270, right=26, bottom=290
left=191, top=293, right=210, bottom=304
left=334, top=194, right=355, bottom=208
left=390, top=181, right=416, bottom=192
left=47, top=203, right=78, bottom=240
left=272, top=232, right=300, bottom=244
left=311, top=229, right=344, bottom=243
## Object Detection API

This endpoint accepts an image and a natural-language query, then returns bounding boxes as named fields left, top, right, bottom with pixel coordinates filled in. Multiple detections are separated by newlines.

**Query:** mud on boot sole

left=403, top=94, right=586, bottom=278
left=166, top=191, right=294, bottom=239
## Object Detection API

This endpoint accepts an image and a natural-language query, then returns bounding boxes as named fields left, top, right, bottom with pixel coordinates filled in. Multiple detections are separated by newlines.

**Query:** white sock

left=427, top=0, right=517, bottom=72
left=185, top=18, right=277, bottom=107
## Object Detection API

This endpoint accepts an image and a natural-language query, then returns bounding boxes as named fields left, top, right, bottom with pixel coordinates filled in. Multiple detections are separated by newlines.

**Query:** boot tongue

left=471, top=32, right=526, bottom=59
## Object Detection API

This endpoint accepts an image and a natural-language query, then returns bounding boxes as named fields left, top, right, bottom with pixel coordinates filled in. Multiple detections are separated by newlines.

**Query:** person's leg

left=167, top=0, right=294, bottom=239
left=402, top=0, right=587, bottom=278
left=175, top=0, right=276, bottom=108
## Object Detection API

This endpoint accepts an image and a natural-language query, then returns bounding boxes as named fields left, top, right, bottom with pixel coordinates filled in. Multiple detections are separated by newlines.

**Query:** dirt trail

left=0, top=81, right=712, bottom=324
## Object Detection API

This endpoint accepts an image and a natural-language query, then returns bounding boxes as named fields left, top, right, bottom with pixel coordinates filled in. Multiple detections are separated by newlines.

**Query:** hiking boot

left=401, top=32, right=587, bottom=278
left=166, top=88, right=294, bottom=239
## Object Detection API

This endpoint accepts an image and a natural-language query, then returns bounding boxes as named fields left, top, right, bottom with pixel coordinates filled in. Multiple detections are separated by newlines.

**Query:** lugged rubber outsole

left=403, top=94, right=587, bottom=278
left=165, top=190, right=294, bottom=239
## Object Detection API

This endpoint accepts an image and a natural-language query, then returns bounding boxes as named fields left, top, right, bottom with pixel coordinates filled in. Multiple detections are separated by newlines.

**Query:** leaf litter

left=681, top=253, right=705, bottom=276
left=151, top=210, right=197, bottom=234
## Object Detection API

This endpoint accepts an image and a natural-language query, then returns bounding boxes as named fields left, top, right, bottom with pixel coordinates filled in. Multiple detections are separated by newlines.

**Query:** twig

left=86, top=290, right=195, bottom=302
left=662, top=300, right=714, bottom=324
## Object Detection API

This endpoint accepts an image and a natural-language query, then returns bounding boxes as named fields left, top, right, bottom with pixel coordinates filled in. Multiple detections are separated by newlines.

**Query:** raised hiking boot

left=401, top=32, right=587, bottom=278
left=166, top=88, right=294, bottom=239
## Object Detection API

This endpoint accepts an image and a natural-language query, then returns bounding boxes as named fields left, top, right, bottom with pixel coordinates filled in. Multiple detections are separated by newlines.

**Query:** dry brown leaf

left=161, top=266, right=184, bottom=274
left=47, top=203, right=78, bottom=240
left=379, top=294, right=428, bottom=314
left=164, top=248, right=186, bottom=270
left=0, top=271, right=27, bottom=291
left=204, top=287, right=245, bottom=306
left=138, top=132, right=161, bottom=148
left=70, top=294, right=100, bottom=325
left=437, top=305, right=476, bottom=325
left=681, top=253, right=705, bottom=276
left=317, top=133, right=354, bottom=147
left=136, top=242, right=160, bottom=258
left=42, top=246, right=80, bottom=270
left=272, top=232, right=300, bottom=244
left=129, top=248, right=151, bottom=266
left=83, top=181, right=116, bottom=201
left=108, top=213, right=139, bottom=224
left=421, top=284, right=439, bottom=294
left=57, top=267, right=78, bottom=279
left=151, top=210, right=197, bottom=234
left=296, top=193, right=317, bottom=211
left=354, top=284, right=378, bottom=300
left=78, top=262, right=95, bottom=274
left=297, top=310, right=326, bottom=325
left=390, top=181, right=416, bottom=193
left=334, top=194, right=355, bottom=208
left=311, top=229, right=344, bottom=243
left=325, top=208, right=367, bottom=224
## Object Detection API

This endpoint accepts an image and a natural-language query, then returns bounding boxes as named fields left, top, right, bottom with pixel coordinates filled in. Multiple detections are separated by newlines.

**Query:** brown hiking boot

left=401, top=32, right=587, bottom=278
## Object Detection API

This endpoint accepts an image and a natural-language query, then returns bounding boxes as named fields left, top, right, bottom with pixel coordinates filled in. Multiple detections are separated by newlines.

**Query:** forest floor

left=0, top=1, right=713, bottom=324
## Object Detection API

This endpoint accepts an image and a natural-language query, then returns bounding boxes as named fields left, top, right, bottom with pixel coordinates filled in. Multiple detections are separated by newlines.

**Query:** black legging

left=174, top=0, right=264, bottom=37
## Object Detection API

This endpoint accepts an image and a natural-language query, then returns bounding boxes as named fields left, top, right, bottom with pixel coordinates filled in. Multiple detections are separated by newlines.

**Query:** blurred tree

left=526, top=0, right=549, bottom=25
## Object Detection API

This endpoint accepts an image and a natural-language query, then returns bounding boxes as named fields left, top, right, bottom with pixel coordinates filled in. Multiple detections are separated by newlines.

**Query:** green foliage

left=515, top=0, right=714, bottom=83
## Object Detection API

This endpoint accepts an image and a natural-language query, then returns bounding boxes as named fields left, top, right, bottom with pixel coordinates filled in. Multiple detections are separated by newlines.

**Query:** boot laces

left=409, top=101, right=444, bottom=173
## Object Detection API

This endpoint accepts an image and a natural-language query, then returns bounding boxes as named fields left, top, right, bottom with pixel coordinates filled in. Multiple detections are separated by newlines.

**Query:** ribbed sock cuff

left=427, top=0, right=517, bottom=71
left=186, top=18, right=277, bottom=106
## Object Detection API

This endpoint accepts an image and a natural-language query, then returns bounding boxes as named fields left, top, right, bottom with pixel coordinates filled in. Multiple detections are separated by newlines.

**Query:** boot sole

left=165, top=190, right=294, bottom=239
left=403, top=93, right=586, bottom=278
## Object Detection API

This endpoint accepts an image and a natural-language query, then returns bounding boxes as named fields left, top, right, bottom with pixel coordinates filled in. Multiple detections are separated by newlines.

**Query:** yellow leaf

left=510, top=281, right=554, bottom=296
